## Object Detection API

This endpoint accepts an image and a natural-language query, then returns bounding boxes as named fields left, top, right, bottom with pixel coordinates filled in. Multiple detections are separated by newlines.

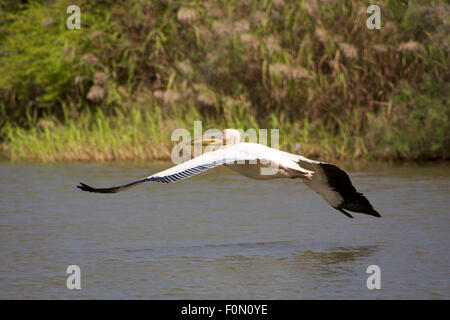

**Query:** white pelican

left=77, top=129, right=381, bottom=218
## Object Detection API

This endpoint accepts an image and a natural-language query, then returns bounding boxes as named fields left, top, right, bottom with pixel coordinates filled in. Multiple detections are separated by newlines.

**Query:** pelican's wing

left=77, top=147, right=260, bottom=194
left=276, top=150, right=380, bottom=218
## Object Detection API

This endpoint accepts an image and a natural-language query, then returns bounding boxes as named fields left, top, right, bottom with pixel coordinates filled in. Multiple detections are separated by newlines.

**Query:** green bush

left=0, top=0, right=448, bottom=161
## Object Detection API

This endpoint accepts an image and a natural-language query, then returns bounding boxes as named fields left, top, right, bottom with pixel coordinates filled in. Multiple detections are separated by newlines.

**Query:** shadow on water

left=93, top=240, right=379, bottom=298
left=1, top=161, right=449, bottom=299
left=101, top=240, right=378, bottom=277
left=290, top=245, right=379, bottom=278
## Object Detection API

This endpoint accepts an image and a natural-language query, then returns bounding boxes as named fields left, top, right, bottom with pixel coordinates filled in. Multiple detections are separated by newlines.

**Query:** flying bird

left=77, top=129, right=381, bottom=218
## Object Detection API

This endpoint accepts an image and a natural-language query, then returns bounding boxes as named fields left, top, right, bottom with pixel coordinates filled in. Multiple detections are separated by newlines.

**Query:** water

left=0, top=161, right=449, bottom=299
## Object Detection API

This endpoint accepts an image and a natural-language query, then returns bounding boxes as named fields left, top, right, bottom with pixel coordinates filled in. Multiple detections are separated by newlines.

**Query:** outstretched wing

left=77, top=147, right=260, bottom=193
left=276, top=150, right=381, bottom=218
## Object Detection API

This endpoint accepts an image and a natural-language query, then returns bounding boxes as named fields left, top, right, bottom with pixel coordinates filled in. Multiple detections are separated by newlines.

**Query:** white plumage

left=78, top=129, right=380, bottom=218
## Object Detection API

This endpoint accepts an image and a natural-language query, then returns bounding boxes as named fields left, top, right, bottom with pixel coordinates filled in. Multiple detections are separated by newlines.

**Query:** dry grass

left=0, top=0, right=448, bottom=162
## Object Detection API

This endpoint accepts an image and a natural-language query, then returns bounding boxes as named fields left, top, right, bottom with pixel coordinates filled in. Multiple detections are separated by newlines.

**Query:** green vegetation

left=0, top=0, right=448, bottom=162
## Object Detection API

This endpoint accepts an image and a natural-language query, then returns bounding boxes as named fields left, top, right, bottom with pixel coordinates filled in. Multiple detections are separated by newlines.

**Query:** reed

left=0, top=0, right=448, bottom=162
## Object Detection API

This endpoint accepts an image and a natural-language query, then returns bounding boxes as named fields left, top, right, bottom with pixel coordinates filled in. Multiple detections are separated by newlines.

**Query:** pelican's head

left=189, top=129, right=241, bottom=147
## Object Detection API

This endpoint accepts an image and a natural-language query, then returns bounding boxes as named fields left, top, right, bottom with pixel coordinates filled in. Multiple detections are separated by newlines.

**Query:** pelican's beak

left=189, top=133, right=223, bottom=146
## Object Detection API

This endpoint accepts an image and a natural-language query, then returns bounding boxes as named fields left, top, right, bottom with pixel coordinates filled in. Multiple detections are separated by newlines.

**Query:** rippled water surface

left=0, top=161, right=449, bottom=299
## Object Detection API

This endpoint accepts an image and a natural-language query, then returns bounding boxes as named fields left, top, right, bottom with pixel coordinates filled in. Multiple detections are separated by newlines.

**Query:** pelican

left=77, top=129, right=380, bottom=218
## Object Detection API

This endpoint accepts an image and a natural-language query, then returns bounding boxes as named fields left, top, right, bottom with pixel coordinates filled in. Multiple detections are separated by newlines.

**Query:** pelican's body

left=78, top=129, right=380, bottom=218
left=222, top=142, right=312, bottom=180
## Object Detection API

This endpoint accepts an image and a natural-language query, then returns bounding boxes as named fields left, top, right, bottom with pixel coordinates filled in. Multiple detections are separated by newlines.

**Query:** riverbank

left=0, top=0, right=448, bottom=162
left=1, top=102, right=448, bottom=162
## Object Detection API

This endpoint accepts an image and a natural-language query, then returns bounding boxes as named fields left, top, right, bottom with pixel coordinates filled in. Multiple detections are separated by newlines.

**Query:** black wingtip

left=77, top=182, right=97, bottom=192
left=320, top=163, right=381, bottom=218
left=369, top=209, right=382, bottom=218
left=339, top=195, right=382, bottom=218
left=336, top=206, right=382, bottom=219
left=76, top=182, right=114, bottom=193
left=76, top=179, right=146, bottom=194
left=337, top=208, right=354, bottom=218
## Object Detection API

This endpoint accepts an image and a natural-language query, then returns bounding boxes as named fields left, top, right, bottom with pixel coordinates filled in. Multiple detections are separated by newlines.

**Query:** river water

left=0, top=161, right=449, bottom=299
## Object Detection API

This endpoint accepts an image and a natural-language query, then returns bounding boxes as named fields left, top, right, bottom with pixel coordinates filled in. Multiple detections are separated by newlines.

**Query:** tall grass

left=0, top=0, right=448, bottom=161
